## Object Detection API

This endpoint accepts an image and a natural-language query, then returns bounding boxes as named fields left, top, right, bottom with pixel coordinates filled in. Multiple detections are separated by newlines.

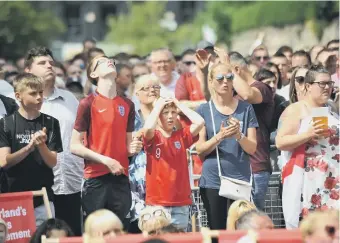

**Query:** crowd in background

left=0, top=36, right=339, bottom=243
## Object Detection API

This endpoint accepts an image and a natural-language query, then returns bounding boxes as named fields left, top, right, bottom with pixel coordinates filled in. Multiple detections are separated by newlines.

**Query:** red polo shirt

left=74, top=93, right=135, bottom=178
left=144, top=127, right=197, bottom=206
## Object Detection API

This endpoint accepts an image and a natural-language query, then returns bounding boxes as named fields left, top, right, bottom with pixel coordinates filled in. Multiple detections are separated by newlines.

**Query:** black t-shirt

left=0, top=111, right=63, bottom=207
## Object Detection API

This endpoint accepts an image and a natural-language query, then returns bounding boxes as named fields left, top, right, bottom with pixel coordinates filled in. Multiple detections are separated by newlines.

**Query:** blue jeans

left=165, top=206, right=190, bottom=231
left=252, top=171, right=270, bottom=210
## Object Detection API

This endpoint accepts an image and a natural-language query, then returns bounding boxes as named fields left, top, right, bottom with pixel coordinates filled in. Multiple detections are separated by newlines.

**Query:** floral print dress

left=300, top=110, right=339, bottom=218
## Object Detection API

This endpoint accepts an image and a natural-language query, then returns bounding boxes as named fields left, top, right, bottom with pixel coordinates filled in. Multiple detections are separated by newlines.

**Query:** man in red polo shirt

left=143, top=97, right=205, bottom=230
left=70, top=55, right=143, bottom=228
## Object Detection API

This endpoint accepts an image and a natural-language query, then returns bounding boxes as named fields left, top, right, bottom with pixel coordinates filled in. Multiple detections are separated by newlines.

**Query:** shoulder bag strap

left=208, top=100, right=222, bottom=178
left=209, top=100, right=253, bottom=185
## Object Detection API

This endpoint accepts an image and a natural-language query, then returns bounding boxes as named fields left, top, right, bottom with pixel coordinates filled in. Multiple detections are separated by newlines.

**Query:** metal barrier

left=188, top=148, right=285, bottom=230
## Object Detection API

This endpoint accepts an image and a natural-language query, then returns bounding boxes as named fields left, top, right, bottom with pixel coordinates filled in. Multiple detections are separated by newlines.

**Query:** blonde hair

left=138, top=206, right=171, bottom=234
left=300, top=209, right=339, bottom=238
left=134, top=74, right=160, bottom=94
left=208, top=62, right=233, bottom=98
left=84, top=209, right=123, bottom=237
left=227, top=200, right=257, bottom=230
left=14, top=73, right=43, bottom=93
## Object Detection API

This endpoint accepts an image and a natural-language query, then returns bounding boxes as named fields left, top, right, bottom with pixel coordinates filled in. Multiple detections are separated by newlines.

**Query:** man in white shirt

left=24, top=47, right=84, bottom=235
left=0, top=80, right=14, bottom=96
left=149, top=48, right=179, bottom=98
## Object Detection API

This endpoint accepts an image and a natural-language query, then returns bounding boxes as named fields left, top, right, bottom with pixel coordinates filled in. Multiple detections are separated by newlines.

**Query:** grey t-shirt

left=196, top=100, right=259, bottom=189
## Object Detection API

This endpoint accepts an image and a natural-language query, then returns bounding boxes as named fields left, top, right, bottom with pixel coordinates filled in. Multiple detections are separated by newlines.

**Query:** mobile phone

left=331, top=87, right=336, bottom=100
left=197, top=49, right=208, bottom=58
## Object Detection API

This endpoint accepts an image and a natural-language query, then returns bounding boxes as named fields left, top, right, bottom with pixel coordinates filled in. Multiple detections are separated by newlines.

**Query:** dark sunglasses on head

left=255, top=56, right=269, bottom=61
left=183, top=61, right=196, bottom=66
left=93, top=58, right=116, bottom=71
left=295, top=76, right=305, bottom=84
left=216, top=73, right=234, bottom=82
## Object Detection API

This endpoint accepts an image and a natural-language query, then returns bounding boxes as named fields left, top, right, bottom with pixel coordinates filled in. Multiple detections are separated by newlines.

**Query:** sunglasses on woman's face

left=216, top=73, right=234, bottom=82
left=295, top=76, right=305, bottom=84
left=255, top=56, right=269, bottom=61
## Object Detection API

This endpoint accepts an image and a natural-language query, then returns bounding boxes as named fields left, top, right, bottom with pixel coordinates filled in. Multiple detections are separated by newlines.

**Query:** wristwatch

left=236, top=133, right=245, bottom=142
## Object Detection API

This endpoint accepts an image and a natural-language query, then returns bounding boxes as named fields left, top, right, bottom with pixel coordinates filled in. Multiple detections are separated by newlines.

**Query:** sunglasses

left=216, top=73, right=234, bottom=82
left=93, top=59, right=116, bottom=71
left=295, top=76, right=305, bottom=84
left=183, top=61, right=196, bottom=66
left=255, top=56, right=269, bottom=61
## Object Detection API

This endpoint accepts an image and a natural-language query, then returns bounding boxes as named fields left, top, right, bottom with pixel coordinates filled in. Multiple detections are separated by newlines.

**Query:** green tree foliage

left=197, top=1, right=339, bottom=44
left=105, top=1, right=201, bottom=56
left=0, top=2, right=65, bottom=60
left=105, top=1, right=338, bottom=55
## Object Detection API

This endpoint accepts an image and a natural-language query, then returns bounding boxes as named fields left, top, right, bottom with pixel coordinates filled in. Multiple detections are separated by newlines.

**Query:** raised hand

left=195, top=49, right=211, bottom=70
left=213, top=47, right=230, bottom=65
left=153, top=97, right=173, bottom=109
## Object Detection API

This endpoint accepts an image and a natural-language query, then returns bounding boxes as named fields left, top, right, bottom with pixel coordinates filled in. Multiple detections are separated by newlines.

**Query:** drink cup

left=311, top=107, right=328, bottom=130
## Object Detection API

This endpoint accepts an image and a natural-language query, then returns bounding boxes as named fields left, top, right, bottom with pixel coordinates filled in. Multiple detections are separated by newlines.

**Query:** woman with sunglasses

left=276, top=65, right=339, bottom=229
left=195, top=63, right=258, bottom=231
left=289, top=67, right=309, bottom=104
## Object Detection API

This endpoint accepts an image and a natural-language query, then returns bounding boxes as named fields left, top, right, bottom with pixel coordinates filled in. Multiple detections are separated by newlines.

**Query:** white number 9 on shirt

left=155, top=148, right=161, bottom=159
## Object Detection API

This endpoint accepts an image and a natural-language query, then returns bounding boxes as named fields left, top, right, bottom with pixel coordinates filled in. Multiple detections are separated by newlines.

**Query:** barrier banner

left=161, top=232, right=203, bottom=243
left=0, top=191, right=35, bottom=243
left=218, top=231, right=247, bottom=243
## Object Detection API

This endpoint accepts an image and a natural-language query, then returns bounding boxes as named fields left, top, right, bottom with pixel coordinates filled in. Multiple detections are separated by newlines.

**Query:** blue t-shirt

left=196, top=100, right=259, bottom=189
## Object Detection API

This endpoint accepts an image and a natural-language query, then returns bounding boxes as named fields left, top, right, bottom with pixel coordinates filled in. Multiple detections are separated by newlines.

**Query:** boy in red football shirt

left=70, top=55, right=143, bottom=229
left=143, top=97, right=204, bottom=230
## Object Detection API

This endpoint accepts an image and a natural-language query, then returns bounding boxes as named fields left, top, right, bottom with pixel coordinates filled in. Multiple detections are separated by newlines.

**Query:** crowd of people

left=0, top=36, right=339, bottom=243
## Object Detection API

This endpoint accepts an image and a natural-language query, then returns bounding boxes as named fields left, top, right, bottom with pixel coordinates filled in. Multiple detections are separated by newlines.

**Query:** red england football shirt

left=144, top=126, right=197, bottom=206
left=74, top=93, right=135, bottom=178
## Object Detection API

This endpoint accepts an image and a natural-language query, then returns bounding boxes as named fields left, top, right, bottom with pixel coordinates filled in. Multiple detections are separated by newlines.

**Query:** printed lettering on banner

left=0, top=192, right=36, bottom=243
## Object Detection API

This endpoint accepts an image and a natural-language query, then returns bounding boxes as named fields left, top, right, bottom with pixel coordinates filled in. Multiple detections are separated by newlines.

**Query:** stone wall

left=231, top=20, right=339, bottom=56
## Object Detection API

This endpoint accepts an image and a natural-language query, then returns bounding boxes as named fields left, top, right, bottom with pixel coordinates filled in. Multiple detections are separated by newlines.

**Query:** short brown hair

left=162, top=102, right=177, bottom=111
left=14, top=73, right=43, bottom=93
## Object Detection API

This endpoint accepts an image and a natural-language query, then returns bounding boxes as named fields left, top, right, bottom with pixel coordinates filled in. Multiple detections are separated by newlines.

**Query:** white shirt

left=276, top=85, right=290, bottom=101
left=0, top=99, right=7, bottom=119
left=152, top=71, right=180, bottom=98
left=0, top=80, right=14, bottom=96
left=40, top=88, right=84, bottom=195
